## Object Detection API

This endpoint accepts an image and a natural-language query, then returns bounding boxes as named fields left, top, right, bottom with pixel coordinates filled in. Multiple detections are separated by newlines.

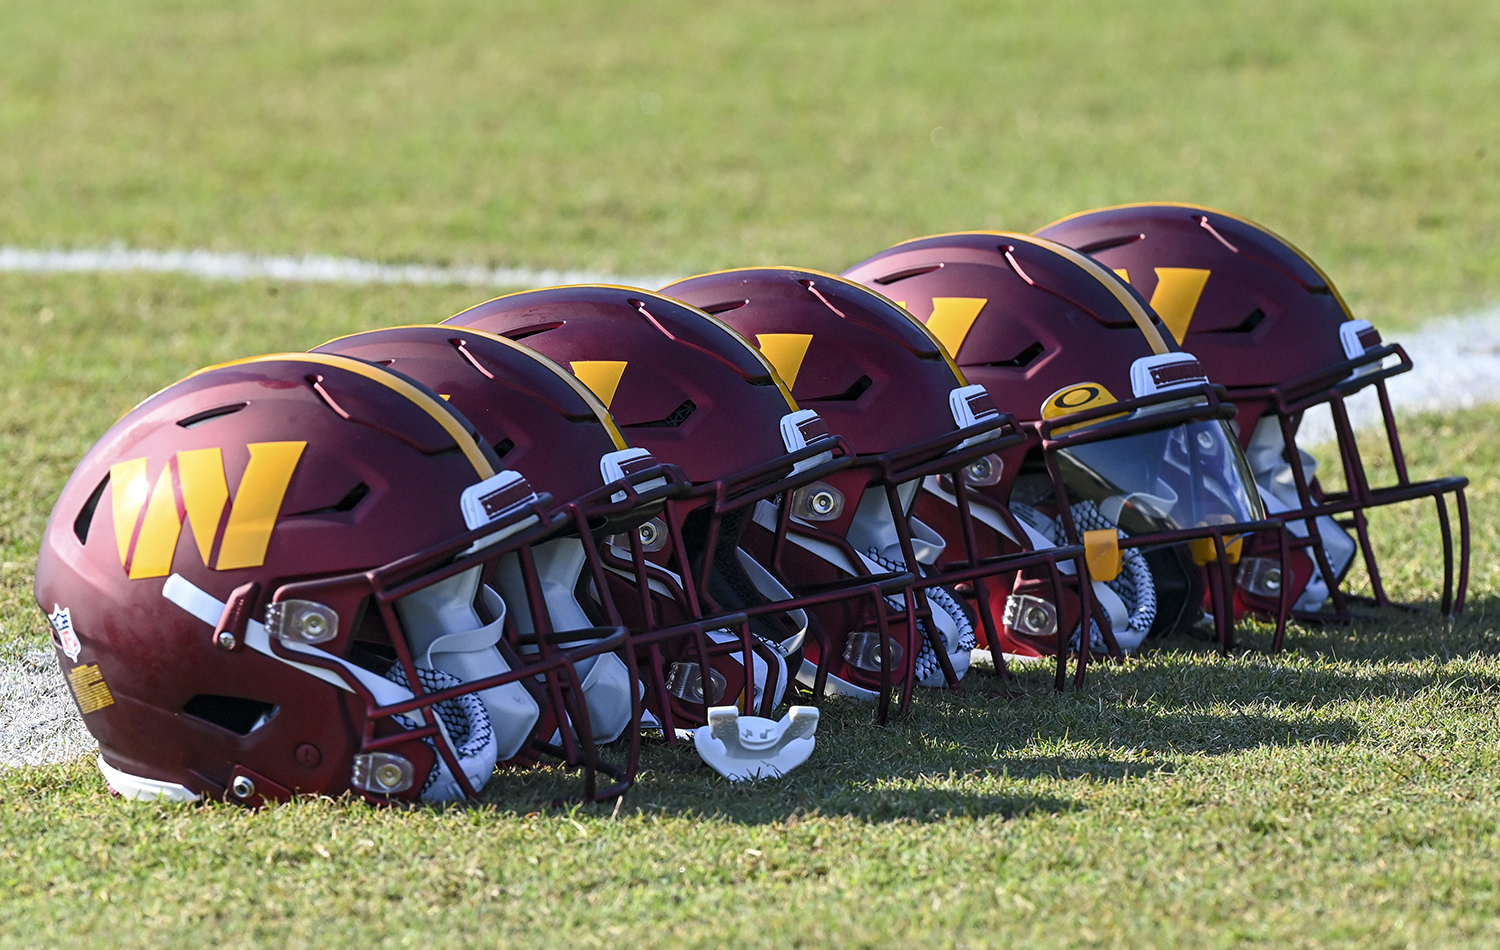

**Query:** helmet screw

left=295, top=743, right=322, bottom=768
left=809, top=490, right=837, bottom=515
left=638, top=522, right=659, bottom=546
left=215, top=630, right=237, bottom=651
left=1025, top=606, right=1050, bottom=630
left=230, top=775, right=256, bottom=799
left=374, top=762, right=407, bottom=791
left=299, top=613, right=328, bottom=639
left=1263, top=569, right=1282, bottom=592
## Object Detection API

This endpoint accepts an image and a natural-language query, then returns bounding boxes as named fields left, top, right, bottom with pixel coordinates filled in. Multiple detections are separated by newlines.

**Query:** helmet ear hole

left=182, top=695, right=278, bottom=735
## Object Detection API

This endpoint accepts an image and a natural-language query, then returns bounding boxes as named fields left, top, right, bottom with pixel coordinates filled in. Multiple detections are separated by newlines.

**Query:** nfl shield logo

left=48, top=605, right=81, bottom=662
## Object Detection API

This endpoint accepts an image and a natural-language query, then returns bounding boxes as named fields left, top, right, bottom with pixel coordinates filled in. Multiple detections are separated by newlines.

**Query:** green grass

left=4, top=0, right=1500, bottom=328
left=6, top=2, right=1500, bottom=945
left=5, top=272, right=1500, bottom=947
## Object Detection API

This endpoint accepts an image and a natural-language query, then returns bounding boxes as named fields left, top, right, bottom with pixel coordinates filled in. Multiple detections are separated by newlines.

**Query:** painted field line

left=1297, top=306, right=1500, bottom=443
left=0, top=245, right=683, bottom=291
left=0, top=243, right=1495, bottom=437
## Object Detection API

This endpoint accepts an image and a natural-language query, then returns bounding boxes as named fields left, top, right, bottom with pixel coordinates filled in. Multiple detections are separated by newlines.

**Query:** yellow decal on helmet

left=1041, top=382, right=1126, bottom=435
left=109, top=457, right=149, bottom=567
left=1148, top=268, right=1211, bottom=344
left=176, top=447, right=230, bottom=565
left=66, top=663, right=115, bottom=714
left=569, top=360, right=629, bottom=410
left=922, top=298, right=987, bottom=359
left=1041, top=382, right=1119, bottom=420
left=216, top=442, right=306, bottom=571
left=755, top=333, right=814, bottom=389
left=111, top=441, right=307, bottom=579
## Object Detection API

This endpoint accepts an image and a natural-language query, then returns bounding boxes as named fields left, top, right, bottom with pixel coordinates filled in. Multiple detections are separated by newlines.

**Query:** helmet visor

left=1055, top=420, right=1265, bottom=536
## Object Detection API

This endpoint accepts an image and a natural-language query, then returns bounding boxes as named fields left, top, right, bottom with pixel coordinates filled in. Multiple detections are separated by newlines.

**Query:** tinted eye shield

left=1037, top=380, right=1291, bottom=651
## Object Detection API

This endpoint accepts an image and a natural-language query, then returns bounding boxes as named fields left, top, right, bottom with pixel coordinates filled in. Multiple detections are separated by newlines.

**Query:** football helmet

left=34, top=353, right=639, bottom=805
left=664, top=268, right=1086, bottom=691
left=442, top=287, right=915, bottom=725
left=1038, top=204, right=1469, bottom=620
left=844, top=233, right=1288, bottom=653
left=311, top=325, right=692, bottom=767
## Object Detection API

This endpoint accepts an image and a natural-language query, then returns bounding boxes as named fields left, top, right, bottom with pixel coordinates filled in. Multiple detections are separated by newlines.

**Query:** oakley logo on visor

left=1129, top=354, right=1209, bottom=398
left=461, top=470, right=539, bottom=530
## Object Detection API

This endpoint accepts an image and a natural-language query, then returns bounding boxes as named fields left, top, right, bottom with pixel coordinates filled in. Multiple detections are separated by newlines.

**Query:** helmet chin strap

left=1244, top=416, right=1358, bottom=611
left=1012, top=501, right=1157, bottom=653
left=844, top=482, right=976, bottom=686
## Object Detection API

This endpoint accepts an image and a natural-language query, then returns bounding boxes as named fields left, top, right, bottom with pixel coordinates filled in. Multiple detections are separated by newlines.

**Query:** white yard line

left=1297, top=307, right=1500, bottom=444
left=0, top=245, right=682, bottom=291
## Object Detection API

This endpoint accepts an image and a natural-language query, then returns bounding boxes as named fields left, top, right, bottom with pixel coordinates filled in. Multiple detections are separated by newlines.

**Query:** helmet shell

left=443, top=286, right=796, bottom=486
left=1036, top=204, right=1353, bottom=400
left=313, top=325, right=628, bottom=507
left=664, top=268, right=968, bottom=456
left=842, top=232, right=1176, bottom=432
left=33, top=354, right=502, bottom=800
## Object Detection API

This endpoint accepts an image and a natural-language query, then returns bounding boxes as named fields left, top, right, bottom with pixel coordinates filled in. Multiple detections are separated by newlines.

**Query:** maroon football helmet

left=664, top=268, right=1086, bottom=691
left=1038, top=204, right=1469, bottom=620
left=34, top=353, right=638, bottom=805
left=844, top=233, right=1289, bottom=653
left=311, top=325, right=692, bottom=768
left=443, top=287, right=914, bottom=725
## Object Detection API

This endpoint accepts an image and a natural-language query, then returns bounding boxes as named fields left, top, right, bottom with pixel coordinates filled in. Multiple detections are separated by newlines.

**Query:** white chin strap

left=1244, top=416, right=1358, bottom=612
left=836, top=483, right=975, bottom=688
left=1011, top=501, right=1157, bottom=655
left=493, top=537, right=634, bottom=744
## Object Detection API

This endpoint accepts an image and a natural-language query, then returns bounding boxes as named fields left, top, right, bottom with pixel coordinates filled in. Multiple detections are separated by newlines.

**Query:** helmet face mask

left=35, top=353, right=649, bottom=806
left=844, top=235, right=1290, bottom=657
left=442, top=286, right=918, bottom=728
left=666, top=267, right=1088, bottom=694
left=1037, top=204, right=1470, bottom=621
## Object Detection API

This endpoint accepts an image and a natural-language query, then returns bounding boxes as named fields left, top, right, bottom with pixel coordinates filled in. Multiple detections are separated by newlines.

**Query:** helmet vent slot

left=1210, top=308, right=1266, bottom=334
left=981, top=341, right=1045, bottom=368
left=626, top=399, right=697, bottom=428
left=183, top=694, right=279, bottom=735
left=73, top=473, right=110, bottom=544
left=872, top=264, right=943, bottom=285
left=501, top=321, right=564, bottom=341
left=290, top=482, right=370, bottom=516
left=699, top=299, right=749, bottom=314
left=1073, top=233, right=1145, bottom=255
left=805, top=374, right=873, bottom=403
left=493, top=437, right=515, bottom=459
left=176, top=403, right=249, bottom=429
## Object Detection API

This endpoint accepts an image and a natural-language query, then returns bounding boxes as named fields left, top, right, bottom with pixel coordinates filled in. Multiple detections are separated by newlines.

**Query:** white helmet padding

left=1244, top=416, right=1358, bottom=612
left=757, top=479, right=976, bottom=692
left=493, top=538, right=634, bottom=744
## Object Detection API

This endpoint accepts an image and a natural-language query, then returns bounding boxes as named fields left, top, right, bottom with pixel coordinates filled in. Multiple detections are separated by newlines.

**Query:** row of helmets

left=34, top=203, right=1470, bottom=806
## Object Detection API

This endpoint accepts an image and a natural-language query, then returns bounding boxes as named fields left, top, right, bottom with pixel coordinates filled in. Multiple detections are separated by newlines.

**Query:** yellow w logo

left=109, top=442, right=306, bottom=579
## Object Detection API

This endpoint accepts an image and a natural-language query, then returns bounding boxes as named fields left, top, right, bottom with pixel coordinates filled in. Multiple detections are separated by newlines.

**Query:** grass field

left=6, top=1, right=1500, bottom=947
left=5, top=0, right=1500, bottom=327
